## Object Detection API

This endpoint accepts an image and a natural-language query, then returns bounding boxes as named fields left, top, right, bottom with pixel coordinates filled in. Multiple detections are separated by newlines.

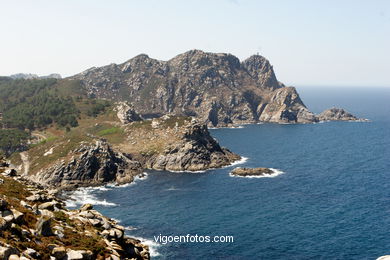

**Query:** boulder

left=23, top=248, right=39, bottom=259
left=80, top=204, right=93, bottom=211
left=115, top=102, right=143, bottom=124
left=0, top=246, right=18, bottom=260
left=0, top=217, right=10, bottom=230
left=0, top=198, right=8, bottom=210
left=51, top=246, right=66, bottom=259
left=36, top=216, right=53, bottom=236
left=10, top=209, right=24, bottom=223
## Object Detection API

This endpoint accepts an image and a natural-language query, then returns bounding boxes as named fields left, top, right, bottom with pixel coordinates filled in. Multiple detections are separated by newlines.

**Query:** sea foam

left=65, top=172, right=148, bottom=208
left=65, top=186, right=117, bottom=208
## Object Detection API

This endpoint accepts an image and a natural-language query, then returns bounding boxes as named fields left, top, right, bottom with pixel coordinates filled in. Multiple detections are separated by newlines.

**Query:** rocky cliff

left=143, top=119, right=241, bottom=171
left=71, top=50, right=317, bottom=126
left=29, top=141, right=143, bottom=189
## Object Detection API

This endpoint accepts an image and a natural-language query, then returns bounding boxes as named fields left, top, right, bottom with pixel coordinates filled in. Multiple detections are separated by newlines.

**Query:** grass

left=29, top=136, right=57, bottom=148
left=97, top=127, right=122, bottom=136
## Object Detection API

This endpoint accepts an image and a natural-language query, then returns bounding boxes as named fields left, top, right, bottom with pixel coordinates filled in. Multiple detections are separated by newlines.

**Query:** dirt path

left=20, top=152, right=30, bottom=176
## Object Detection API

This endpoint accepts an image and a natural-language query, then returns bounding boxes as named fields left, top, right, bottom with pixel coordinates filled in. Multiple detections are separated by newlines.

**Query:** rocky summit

left=71, top=50, right=317, bottom=126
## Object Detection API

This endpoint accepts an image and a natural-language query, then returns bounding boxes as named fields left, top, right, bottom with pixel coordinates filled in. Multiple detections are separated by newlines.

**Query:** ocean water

left=67, top=87, right=390, bottom=259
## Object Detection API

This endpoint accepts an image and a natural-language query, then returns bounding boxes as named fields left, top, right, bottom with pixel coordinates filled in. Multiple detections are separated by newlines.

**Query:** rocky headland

left=11, top=114, right=240, bottom=190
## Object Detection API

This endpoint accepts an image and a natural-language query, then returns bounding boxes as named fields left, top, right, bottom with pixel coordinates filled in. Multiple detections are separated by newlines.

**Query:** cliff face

left=72, top=50, right=316, bottom=126
left=29, top=141, right=143, bottom=188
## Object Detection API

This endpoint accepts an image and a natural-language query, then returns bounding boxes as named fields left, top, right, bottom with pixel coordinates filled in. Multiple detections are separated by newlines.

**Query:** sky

left=0, top=0, right=389, bottom=87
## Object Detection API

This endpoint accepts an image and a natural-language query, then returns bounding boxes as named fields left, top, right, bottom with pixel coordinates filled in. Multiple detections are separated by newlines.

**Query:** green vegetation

left=0, top=78, right=79, bottom=130
left=29, top=136, right=57, bottom=148
left=0, top=129, right=29, bottom=156
left=97, top=126, right=122, bottom=136
left=86, top=99, right=111, bottom=117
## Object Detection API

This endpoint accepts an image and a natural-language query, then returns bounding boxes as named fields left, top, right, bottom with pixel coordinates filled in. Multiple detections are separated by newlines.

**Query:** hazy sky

left=1, top=0, right=389, bottom=87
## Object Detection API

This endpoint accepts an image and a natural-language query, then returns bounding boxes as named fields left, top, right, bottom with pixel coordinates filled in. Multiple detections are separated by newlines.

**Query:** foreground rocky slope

left=0, top=160, right=149, bottom=259
left=71, top=50, right=317, bottom=126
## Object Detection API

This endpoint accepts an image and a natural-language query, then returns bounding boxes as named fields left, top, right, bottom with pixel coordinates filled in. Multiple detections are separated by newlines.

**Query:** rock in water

left=71, top=50, right=317, bottom=126
left=231, top=167, right=275, bottom=177
left=318, top=107, right=366, bottom=121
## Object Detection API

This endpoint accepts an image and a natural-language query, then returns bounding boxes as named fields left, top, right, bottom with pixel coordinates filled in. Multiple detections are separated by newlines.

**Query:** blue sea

left=68, top=87, right=390, bottom=259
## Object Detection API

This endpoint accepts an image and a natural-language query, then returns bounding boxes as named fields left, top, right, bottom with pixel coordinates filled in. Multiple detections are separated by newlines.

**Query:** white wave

left=110, top=218, right=121, bottom=223
left=129, top=235, right=161, bottom=257
left=64, top=186, right=117, bottom=208
left=225, top=156, right=249, bottom=168
left=124, top=226, right=138, bottom=231
left=230, top=168, right=285, bottom=178
left=166, top=186, right=180, bottom=191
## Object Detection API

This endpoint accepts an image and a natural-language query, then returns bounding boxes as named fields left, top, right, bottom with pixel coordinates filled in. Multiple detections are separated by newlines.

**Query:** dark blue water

left=73, top=87, right=390, bottom=259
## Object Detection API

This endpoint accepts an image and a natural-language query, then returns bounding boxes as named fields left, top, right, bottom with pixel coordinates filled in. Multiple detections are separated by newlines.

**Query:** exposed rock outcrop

left=144, top=119, right=241, bottom=171
left=318, top=107, right=366, bottom=121
left=71, top=50, right=316, bottom=126
left=29, top=140, right=143, bottom=188
left=115, top=101, right=143, bottom=124
left=258, top=87, right=318, bottom=123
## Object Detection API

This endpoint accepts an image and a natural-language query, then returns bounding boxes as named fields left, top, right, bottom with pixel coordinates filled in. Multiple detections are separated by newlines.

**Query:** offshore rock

left=318, top=107, right=366, bottom=121
left=231, top=167, right=274, bottom=177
